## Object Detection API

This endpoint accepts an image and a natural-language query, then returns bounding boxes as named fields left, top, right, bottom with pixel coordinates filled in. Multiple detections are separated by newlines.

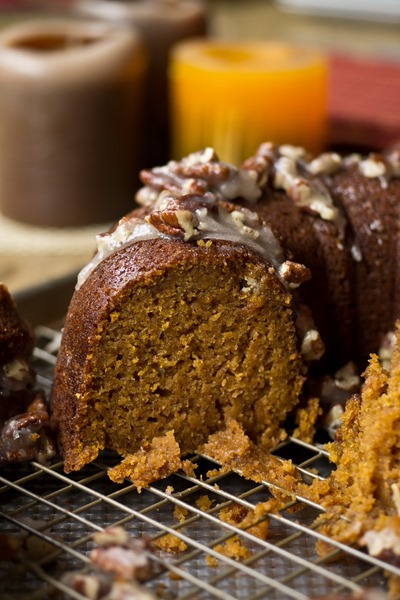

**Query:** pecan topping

left=145, top=207, right=195, bottom=240
left=79, top=146, right=321, bottom=291
left=174, top=157, right=231, bottom=185
left=241, top=152, right=272, bottom=188
left=301, top=329, right=325, bottom=362
left=145, top=194, right=217, bottom=240
left=359, top=153, right=387, bottom=178
left=361, top=524, right=400, bottom=567
left=0, top=392, right=56, bottom=465
left=307, top=152, right=342, bottom=176
left=295, top=304, right=325, bottom=362
left=139, top=148, right=228, bottom=201
left=91, top=527, right=153, bottom=582
left=279, top=261, right=311, bottom=289
left=386, top=148, right=400, bottom=176
left=137, top=148, right=261, bottom=208
left=62, top=573, right=156, bottom=600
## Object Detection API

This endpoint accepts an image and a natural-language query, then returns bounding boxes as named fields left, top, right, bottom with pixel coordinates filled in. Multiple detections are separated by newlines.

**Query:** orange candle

left=170, top=40, right=328, bottom=164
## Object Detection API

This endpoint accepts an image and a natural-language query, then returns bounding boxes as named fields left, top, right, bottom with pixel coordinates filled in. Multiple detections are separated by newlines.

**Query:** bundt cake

left=51, top=204, right=308, bottom=474
left=50, top=143, right=400, bottom=484
left=0, top=283, right=55, bottom=464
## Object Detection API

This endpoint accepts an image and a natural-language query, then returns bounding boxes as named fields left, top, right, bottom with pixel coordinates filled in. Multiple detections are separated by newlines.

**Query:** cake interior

left=69, top=253, right=304, bottom=469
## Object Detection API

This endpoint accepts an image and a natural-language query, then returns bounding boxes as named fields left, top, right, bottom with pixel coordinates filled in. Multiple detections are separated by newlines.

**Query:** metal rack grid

left=1, top=323, right=399, bottom=600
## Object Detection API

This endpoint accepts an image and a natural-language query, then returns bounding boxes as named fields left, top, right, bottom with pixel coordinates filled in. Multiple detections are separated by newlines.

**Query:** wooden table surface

left=1, top=0, right=400, bottom=294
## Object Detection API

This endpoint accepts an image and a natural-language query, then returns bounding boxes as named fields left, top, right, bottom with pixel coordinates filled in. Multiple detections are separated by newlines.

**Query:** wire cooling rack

left=1, top=322, right=399, bottom=600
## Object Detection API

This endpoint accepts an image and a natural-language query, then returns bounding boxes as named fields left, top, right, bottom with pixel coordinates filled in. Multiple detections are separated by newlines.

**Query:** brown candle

left=74, top=0, right=208, bottom=166
left=0, top=19, right=148, bottom=227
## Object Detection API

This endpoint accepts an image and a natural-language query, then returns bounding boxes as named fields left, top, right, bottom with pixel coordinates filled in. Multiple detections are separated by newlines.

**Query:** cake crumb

left=200, top=418, right=301, bottom=494
left=154, top=534, right=188, bottom=553
left=219, top=499, right=279, bottom=540
left=173, top=505, right=188, bottom=523
left=196, top=495, right=213, bottom=511
left=181, top=459, right=197, bottom=478
left=206, top=554, right=219, bottom=568
left=205, top=468, right=223, bottom=479
left=214, top=535, right=252, bottom=561
left=292, top=397, right=322, bottom=443
left=168, top=571, right=182, bottom=581
left=196, top=239, right=213, bottom=247
left=108, top=431, right=194, bottom=491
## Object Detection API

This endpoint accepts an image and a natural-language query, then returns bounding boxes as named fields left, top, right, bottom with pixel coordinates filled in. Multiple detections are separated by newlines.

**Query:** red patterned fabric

left=329, top=54, right=400, bottom=150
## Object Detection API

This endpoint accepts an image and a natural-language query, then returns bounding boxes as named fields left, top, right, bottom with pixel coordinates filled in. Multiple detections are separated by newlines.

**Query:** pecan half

left=0, top=392, right=56, bottom=465
left=91, top=527, right=153, bottom=582
left=173, top=159, right=231, bottom=185
left=145, top=195, right=205, bottom=240
left=279, top=260, right=311, bottom=288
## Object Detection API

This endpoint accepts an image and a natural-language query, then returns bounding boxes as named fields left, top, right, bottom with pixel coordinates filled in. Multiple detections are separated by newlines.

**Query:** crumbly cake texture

left=108, top=430, right=196, bottom=492
left=304, top=325, right=400, bottom=597
left=52, top=237, right=305, bottom=478
left=292, top=396, right=321, bottom=443
left=201, top=418, right=302, bottom=493
left=206, top=500, right=274, bottom=566
left=199, top=338, right=400, bottom=594
left=308, top=330, right=400, bottom=534
left=218, top=500, right=275, bottom=541
left=153, top=533, right=188, bottom=554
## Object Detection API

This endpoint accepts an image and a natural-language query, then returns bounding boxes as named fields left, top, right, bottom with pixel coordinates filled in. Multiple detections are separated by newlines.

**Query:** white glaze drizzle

left=76, top=201, right=289, bottom=290
left=78, top=143, right=400, bottom=290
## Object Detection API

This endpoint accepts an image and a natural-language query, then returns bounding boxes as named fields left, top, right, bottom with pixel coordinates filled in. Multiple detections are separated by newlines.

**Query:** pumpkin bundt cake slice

left=51, top=191, right=313, bottom=478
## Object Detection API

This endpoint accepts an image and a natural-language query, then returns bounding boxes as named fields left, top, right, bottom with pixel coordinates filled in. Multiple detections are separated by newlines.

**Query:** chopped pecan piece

left=279, top=260, right=311, bottom=288
left=145, top=194, right=213, bottom=240
left=90, top=527, right=153, bottom=583
left=361, top=522, right=400, bottom=567
left=241, top=153, right=272, bottom=188
left=307, top=152, right=342, bottom=176
left=0, top=392, right=56, bottom=465
left=174, top=157, right=231, bottom=185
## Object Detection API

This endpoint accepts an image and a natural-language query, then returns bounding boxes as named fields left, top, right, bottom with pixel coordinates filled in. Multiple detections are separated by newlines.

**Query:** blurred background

left=0, top=0, right=399, bottom=295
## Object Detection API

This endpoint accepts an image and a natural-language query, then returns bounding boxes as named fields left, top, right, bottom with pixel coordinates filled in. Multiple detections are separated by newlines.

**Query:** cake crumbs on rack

left=292, top=396, right=322, bottom=443
left=107, top=430, right=197, bottom=492
left=213, top=535, right=252, bottom=562
left=195, top=495, right=214, bottom=511
left=153, top=534, right=188, bottom=554
left=303, top=324, right=400, bottom=598
left=173, top=505, right=188, bottom=523
left=200, top=418, right=301, bottom=494
left=62, top=526, right=155, bottom=600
